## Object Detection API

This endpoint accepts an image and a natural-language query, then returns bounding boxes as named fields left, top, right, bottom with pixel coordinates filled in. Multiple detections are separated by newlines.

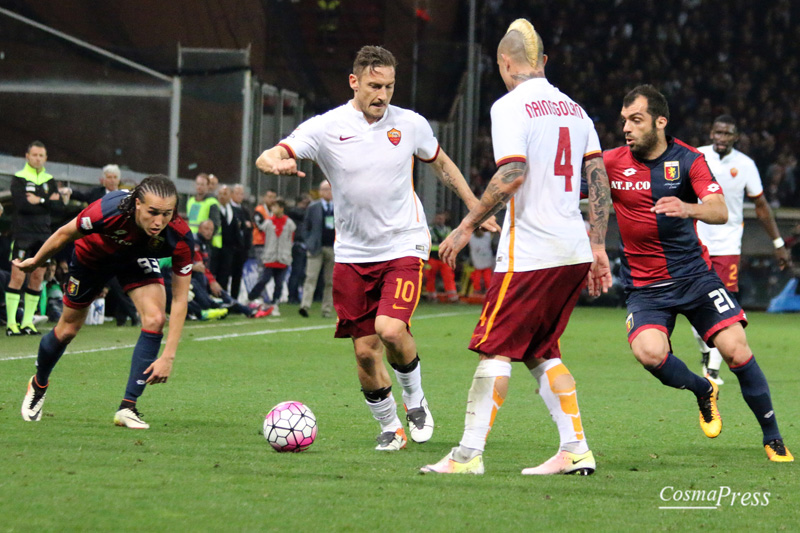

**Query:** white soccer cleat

left=521, top=450, right=596, bottom=476
left=114, top=406, right=150, bottom=429
left=375, top=428, right=407, bottom=451
left=420, top=449, right=484, bottom=475
left=405, top=399, right=434, bottom=443
left=21, top=376, right=47, bottom=422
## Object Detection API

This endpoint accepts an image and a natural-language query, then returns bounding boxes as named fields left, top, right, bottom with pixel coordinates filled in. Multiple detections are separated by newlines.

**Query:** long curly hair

left=118, top=174, right=179, bottom=216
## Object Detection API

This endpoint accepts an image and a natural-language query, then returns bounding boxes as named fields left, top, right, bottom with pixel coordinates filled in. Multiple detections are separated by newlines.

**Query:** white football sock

left=707, top=347, right=723, bottom=372
left=365, top=395, right=402, bottom=433
left=531, top=359, right=588, bottom=454
left=458, top=358, right=511, bottom=453
left=393, top=361, right=425, bottom=409
left=692, top=326, right=711, bottom=355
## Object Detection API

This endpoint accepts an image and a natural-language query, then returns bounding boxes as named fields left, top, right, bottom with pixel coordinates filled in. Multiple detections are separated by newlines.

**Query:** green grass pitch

left=1, top=303, right=797, bottom=531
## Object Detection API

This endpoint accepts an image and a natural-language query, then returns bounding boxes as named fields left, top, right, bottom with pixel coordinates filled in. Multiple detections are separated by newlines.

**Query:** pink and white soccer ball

left=263, top=401, right=317, bottom=452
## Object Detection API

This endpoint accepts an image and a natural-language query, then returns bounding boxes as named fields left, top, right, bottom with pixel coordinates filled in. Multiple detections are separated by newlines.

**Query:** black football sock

left=646, top=352, right=711, bottom=397
left=730, top=355, right=781, bottom=444
left=123, top=329, right=163, bottom=402
left=35, top=329, right=69, bottom=385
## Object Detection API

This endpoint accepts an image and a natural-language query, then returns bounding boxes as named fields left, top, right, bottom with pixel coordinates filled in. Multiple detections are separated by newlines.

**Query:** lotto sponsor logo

left=524, top=99, right=584, bottom=119
left=80, top=217, right=93, bottom=230
left=664, top=161, right=680, bottom=181
left=707, top=183, right=721, bottom=193
left=611, top=180, right=651, bottom=191
left=179, top=264, right=193, bottom=275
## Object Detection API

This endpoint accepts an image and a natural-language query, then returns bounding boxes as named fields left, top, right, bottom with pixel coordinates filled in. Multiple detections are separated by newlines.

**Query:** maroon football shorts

left=333, top=256, right=424, bottom=339
left=710, top=255, right=740, bottom=293
left=468, top=262, right=590, bottom=361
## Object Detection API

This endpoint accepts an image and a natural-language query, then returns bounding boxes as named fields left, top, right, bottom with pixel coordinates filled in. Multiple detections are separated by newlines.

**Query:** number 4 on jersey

left=554, top=127, right=573, bottom=192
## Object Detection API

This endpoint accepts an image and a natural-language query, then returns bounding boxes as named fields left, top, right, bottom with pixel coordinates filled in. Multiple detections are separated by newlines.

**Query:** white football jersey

left=280, top=103, right=439, bottom=263
left=696, top=146, right=763, bottom=255
left=490, top=78, right=600, bottom=272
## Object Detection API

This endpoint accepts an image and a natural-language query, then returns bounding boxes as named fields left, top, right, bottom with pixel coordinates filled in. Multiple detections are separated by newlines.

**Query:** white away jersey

left=280, top=103, right=439, bottom=262
left=490, top=78, right=600, bottom=272
left=696, top=146, right=763, bottom=255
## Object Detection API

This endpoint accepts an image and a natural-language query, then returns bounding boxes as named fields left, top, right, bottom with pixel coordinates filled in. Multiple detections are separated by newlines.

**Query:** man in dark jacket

left=6, top=141, right=64, bottom=335
left=299, top=180, right=335, bottom=318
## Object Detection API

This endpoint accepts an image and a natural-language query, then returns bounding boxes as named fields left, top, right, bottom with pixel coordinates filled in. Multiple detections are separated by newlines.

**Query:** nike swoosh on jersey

left=339, top=135, right=356, bottom=141
left=392, top=303, right=408, bottom=310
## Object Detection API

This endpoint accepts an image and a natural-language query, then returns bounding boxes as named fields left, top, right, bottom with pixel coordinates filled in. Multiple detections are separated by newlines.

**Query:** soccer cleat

left=20, top=323, right=41, bottom=336
left=21, top=376, right=47, bottom=421
left=420, top=449, right=484, bottom=475
left=298, top=307, right=309, bottom=318
left=6, top=324, right=22, bottom=336
left=705, top=368, right=724, bottom=386
left=375, top=428, right=407, bottom=451
left=200, top=308, right=228, bottom=321
left=114, top=406, right=150, bottom=429
left=270, top=304, right=281, bottom=317
left=765, top=439, right=794, bottom=462
left=253, top=305, right=274, bottom=318
left=697, top=379, right=722, bottom=438
left=521, top=450, right=596, bottom=476
left=405, top=400, right=434, bottom=443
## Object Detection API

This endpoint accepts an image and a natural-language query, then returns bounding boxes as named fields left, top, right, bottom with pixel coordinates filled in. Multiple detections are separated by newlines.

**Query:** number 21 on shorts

left=708, top=288, right=735, bottom=313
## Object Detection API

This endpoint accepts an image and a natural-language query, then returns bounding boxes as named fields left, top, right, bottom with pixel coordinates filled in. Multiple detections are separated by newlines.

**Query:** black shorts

left=624, top=271, right=746, bottom=347
left=11, top=237, right=50, bottom=264
left=63, top=256, right=165, bottom=310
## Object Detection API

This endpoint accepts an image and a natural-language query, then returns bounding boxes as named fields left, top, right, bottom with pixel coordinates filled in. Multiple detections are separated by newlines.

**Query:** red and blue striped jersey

left=604, top=137, right=723, bottom=289
left=73, top=190, right=194, bottom=275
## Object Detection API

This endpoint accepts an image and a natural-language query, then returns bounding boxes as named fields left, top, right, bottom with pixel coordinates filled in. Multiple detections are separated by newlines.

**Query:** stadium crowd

left=472, top=0, right=799, bottom=208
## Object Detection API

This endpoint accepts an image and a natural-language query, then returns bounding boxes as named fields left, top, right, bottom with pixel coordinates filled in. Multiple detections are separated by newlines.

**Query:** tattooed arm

left=427, top=149, right=501, bottom=233
left=583, top=156, right=613, bottom=296
left=438, top=161, right=525, bottom=269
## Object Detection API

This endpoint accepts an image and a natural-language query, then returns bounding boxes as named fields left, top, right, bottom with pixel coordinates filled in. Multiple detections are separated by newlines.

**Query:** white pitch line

left=0, top=310, right=476, bottom=361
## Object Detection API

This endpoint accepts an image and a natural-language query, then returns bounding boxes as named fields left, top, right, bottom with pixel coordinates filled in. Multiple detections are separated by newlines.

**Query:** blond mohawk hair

left=505, top=18, right=542, bottom=68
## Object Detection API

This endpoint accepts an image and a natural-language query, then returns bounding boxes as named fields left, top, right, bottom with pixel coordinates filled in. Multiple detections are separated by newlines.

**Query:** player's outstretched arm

left=753, top=194, right=790, bottom=270
left=651, top=193, right=727, bottom=224
left=255, top=145, right=306, bottom=177
left=583, top=156, right=613, bottom=295
left=12, top=217, right=83, bottom=273
left=145, top=272, right=191, bottom=384
left=439, top=161, right=525, bottom=269
left=428, top=149, right=501, bottom=233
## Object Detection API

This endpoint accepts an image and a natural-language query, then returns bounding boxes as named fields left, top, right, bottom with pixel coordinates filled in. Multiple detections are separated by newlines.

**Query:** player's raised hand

left=587, top=249, right=612, bottom=297
left=651, top=196, right=690, bottom=218
left=256, top=150, right=306, bottom=177
left=12, top=257, right=41, bottom=273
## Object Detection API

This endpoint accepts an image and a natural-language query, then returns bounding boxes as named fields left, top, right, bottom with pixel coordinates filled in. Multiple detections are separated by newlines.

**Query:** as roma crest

left=731, top=167, right=738, bottom=177
left=67, top=276, right=80, bottom=297
left=664, top=161, right=680, bottom=181
left=387, top=128, right=401, bottom=146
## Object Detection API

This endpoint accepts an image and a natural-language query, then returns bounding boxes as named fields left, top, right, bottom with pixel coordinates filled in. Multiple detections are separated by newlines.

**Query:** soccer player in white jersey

left=693, top=115, right=790, bottom=384
left=255, top=46, right=499, bottom=451
left=421, top=19, right=612, bottom=475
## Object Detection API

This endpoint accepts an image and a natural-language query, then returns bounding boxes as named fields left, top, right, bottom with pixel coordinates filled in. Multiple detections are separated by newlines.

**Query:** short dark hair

left=353, top=46, right=397, bottom=77
left=27, top=140, right=46, bottom=152
left=623, top=84, right=670, bottom=121
left=274, top=197, right=286, bottom=209
left=713, top=114, right=737, bottom=131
